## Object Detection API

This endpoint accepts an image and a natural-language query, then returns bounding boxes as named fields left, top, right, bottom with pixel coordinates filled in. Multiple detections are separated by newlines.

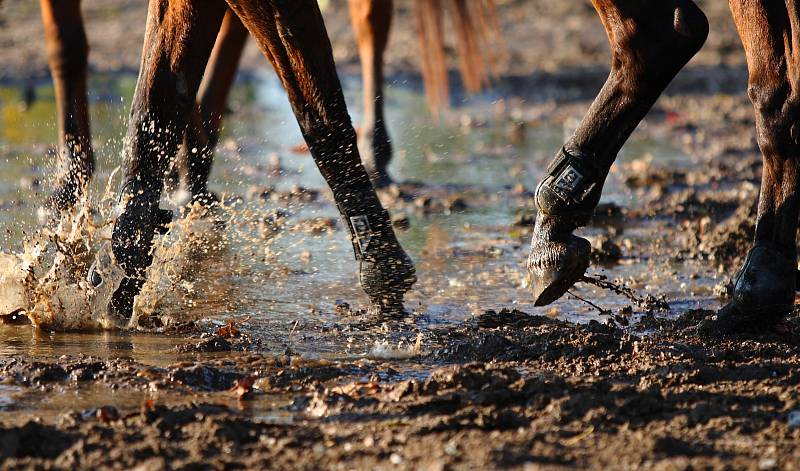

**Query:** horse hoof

left=359, top=251, right=417, bottom=317
left=698, top=241, right=795, bottom=336
left=108, top=277, right=145, bottom=322
left=528, top=234, right=591, bottom=307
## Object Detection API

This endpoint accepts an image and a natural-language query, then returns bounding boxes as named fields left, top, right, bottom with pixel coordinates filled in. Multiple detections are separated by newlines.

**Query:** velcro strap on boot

left=536, top=147, right=603, bottom=221
left=334, top=191, right=383, bottom=262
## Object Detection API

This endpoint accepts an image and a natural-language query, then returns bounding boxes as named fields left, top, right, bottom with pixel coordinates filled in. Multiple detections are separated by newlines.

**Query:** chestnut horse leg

left=527, top=0, right=708, bottom=306
left=700, top=1, right=800, bottom=333
left=40, top=0, right=94, bottom=211
left=173, top=9, right=248, bottom=206
left=348, top=0, right=394, bottom=187
left=224, top=0, right=416, bottom=314
left=106, top=0, right=227, bottom=320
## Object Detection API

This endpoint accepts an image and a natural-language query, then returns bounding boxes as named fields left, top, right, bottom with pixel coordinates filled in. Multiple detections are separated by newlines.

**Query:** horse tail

left=414, top=0, right=501, bottom=118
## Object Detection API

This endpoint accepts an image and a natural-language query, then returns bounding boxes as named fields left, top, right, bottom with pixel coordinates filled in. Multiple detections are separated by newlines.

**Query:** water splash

left=0, top=169, right=235, bottom=331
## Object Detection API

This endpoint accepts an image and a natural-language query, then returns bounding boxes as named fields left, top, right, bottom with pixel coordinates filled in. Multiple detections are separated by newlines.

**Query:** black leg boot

left=336, top=188, right=416, bottom=316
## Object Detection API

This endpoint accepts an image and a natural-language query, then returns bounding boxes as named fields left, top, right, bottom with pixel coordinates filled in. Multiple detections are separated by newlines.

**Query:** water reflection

left=0, top=73, right=717, bottom=362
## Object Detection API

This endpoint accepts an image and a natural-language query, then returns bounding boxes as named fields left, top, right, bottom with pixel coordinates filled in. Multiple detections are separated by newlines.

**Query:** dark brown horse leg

left=224, top=0, right=416, bottom=314
left=349, top=0, right=394, bottom=187
left=528, top=0, right=708, bottom=306
left=701, top=1, right=800, bottom=333
left=173, top=9, right=248, bottom=206
left=40, top=0, right=94, bottom=211
left=106, top=0, right=227, bottom=320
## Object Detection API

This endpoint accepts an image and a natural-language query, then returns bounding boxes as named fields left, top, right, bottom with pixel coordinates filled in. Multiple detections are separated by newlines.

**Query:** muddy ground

left=1, top=0, right=799, bottom=469
left=1, top=310, right=799, bottom=470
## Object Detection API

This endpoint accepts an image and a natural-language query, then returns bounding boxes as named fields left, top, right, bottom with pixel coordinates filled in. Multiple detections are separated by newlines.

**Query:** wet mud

left=1, top=0, right=799, bottom=469
left=0, top=309, right=798, bottom=469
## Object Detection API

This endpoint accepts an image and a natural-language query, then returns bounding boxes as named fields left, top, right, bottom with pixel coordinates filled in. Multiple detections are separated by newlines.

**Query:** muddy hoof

left=528, top=235, right=591, bottom=307
left=109, top=277, right=145, bottom=323
left=698, top=241, right=795, bottom=336
left=359, top=251, right=417, bottom=317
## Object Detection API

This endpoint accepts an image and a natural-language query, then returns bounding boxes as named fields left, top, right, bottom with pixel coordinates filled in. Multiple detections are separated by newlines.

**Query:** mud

left=1, top=0, right=798, bottom=469
left=0, top=310, right=797, bottom=469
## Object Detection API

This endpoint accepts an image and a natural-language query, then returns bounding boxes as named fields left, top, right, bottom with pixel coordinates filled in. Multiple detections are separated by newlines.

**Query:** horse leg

left=348, top=0, right=394, bottom=187
left=173, top=9, right=248, bottom=206
left=700, top=1, right=800, bottom=333
left=224, top=0, right=416, bottom=314
left=106, top=0, right=226, bottom=320
left=40, top=0, right=94, bottom=211
left=528, top=0, right=709, bottom=306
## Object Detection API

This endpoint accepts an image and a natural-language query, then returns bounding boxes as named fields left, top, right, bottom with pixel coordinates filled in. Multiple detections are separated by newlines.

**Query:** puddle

left=0, top=72, right=721, bottom=388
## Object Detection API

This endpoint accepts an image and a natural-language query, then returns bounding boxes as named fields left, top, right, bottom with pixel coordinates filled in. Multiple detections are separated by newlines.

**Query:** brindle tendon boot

left=90, top=179, right=172, bottom=323
left=336, top=188, right=416, bottom=317
left=529, top=147, right=606, bottom=306
left=699, top=241, right=796, bottom=335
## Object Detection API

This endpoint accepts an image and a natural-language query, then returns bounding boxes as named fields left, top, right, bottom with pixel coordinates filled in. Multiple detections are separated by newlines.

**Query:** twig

left=567, top=290, right=610, bottom=316
left=581, top=274, right=670, bottom=312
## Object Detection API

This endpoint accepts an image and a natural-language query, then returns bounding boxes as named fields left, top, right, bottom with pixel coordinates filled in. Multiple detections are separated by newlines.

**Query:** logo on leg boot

left=552, top=165, right=584, bottom=201
left=349, top=215, right=373, bottom=254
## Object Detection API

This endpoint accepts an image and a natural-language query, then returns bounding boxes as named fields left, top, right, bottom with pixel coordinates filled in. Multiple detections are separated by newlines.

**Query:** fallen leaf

left=229, top=376, right=256, bottom=400
left=217, top=319, right=240, bottom=338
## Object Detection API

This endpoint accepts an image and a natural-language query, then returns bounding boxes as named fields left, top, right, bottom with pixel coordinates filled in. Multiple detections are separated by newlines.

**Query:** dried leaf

left=216, top=319, right=240, bottom=338
left=229, top=376, right=256, bottom=400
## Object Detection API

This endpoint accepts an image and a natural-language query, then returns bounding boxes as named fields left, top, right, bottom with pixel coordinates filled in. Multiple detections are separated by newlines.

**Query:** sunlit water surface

left=0, top=73, right=724, bottom=417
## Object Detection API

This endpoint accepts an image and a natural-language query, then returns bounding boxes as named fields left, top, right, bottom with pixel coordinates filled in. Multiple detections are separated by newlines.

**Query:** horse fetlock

left=359, top=123, right=393, bottom=187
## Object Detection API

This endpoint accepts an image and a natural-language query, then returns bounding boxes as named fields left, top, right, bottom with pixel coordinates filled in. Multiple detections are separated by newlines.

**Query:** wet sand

left=1, top=0, right=799, bottom=469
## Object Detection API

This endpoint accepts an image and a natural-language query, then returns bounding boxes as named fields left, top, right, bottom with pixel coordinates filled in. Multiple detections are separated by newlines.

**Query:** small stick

left=581, top=274, right=670, bottom=312
left=567, top=290, right=610, bottom=315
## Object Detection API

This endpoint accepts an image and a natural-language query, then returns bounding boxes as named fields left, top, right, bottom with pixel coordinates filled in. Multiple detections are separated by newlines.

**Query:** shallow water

left=0, top=73, right=723, bottom=376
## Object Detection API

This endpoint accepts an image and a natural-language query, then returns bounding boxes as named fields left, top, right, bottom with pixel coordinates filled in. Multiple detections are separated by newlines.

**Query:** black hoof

left=359, top=252, right=417, bottom=318
left=528, top=234, right=591, bottom=307
left=108, top=183, right=174, bottom=320
left=698, top=241, right=795, bottom=336
left=108, top=277, right=145, bottom=323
